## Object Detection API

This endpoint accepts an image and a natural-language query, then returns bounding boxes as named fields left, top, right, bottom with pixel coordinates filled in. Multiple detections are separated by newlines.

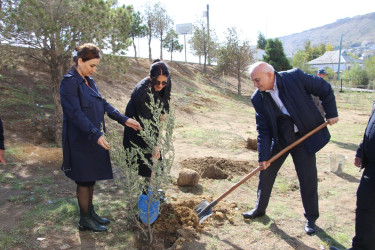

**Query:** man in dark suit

left=0, top=117, right=5, bottom=165
left=243, top=62, right=339, bottom=235
left=331, top=102, right=375, bottom=250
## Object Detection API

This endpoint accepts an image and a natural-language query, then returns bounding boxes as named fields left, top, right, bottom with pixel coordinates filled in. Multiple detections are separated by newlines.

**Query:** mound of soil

left=152, top=197, right=237, bottom=248
left=180, top=157, right=257, bottom=179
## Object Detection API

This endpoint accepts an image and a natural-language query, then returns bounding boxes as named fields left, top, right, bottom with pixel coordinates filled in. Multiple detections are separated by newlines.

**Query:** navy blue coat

left=251, top=68, right=338, bottom=162
left=60, top=67, right=129, bottom=181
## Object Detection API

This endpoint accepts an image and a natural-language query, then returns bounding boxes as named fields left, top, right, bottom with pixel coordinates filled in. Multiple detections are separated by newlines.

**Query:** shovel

left=138, top=151, right=161, bottom=225
left=196, top=121, right=329, bottom=224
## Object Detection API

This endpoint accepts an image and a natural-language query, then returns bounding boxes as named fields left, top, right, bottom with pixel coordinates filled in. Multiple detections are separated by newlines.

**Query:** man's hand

left=326, top=117, right=339, bottom=125
left=0, top=149, right=5, bottom=165
left=354, top=157, right=362, bottom=168
left=97, top=136, right=110, bottom=150
left=125, top=118, right=142, bottom=131
left=259, top=161, right=270, bottom=170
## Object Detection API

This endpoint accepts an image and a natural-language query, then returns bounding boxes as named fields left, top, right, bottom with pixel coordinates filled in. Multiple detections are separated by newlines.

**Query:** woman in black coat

left=60, top=43, right=141, bottom=232
left=123, top=61, right=171, bottom=178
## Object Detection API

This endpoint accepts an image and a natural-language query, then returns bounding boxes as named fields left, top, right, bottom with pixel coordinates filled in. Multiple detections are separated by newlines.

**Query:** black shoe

left=89, top=205, right=110, bottom=225
left=304, top=220, right=316, bottom=235
left=79, top=212, right=108, bottom=232
left=242, top=209, right=265, bottom=219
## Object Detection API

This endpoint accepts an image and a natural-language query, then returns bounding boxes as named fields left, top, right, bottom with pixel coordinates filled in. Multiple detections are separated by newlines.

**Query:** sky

left=118, top=0, right=374, bottom=62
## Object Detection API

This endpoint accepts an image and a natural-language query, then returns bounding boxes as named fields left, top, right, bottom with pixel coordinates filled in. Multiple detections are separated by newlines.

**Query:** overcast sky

left=118, top=0, right=374, bottom=62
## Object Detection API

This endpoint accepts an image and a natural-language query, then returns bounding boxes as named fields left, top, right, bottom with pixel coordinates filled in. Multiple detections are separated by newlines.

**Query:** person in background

left=313, top=68, right=328, bottom=117
left=331, top=101, right=375, bottom=250
left=0, top=117, right=5, bottom=165
left=60, top=43, right=142, bottom=232
left=123, top=60, right=171, bottom=180
left=317, top=68, right=327, bottom=79
left=243, top=62, right=338, bottom=235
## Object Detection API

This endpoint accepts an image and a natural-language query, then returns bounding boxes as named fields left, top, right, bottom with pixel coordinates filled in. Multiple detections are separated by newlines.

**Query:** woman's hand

left=152, top=146, right=160, bottom=160
left=125, top=118, right=142, bottom=131
left=97, top=136, right=110, bottom=150
left=0, top=149, right=5, bottom=165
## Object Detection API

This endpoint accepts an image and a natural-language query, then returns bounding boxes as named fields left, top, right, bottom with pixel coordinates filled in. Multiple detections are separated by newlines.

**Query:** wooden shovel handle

left=213, top=121, right=329, bottom=204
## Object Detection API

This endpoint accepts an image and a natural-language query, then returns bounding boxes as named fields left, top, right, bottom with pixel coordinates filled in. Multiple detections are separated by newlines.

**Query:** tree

left=109, top=4, right=133, bottom=55
left=365, top=55, right=375, bottom=82
left=257, top=32, right=267, bottom=50
left=0, top=0, right=133, bottom=143
left=128, top=10, right=148, bottom=59
left=292, top=41, right=334, bottom=71
left=143, top=2, right=156, bottom=61
left=108, top=91, right=175, bottom=244
left=263, top=38, right=292, bottom=71
left=341, top=63, right=369, bottom=88
left=291, top=50, right=310, bottom=72
left=152, top=2, right=173, bottom=60
left=216, top=27, right=254, bottom=95
left=189, top=20, right=218, bottom=72
left=163, top=29, right=183, bottom=61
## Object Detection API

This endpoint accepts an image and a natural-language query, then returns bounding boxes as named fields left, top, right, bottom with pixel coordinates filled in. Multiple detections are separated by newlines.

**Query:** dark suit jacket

left=251, top=68, right=338, bottom=162
left=60, top=67, right=128, bottom=181
left=356, top=109, right=375, bottom=166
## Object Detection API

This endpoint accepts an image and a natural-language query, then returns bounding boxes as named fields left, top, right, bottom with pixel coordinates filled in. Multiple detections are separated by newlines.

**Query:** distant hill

left=278, top=12, right=375, bottom=56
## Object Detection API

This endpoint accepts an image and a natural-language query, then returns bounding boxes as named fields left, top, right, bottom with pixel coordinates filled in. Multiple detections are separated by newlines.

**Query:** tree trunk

left=51, top=65, right=63, bottom=146
left=203, top=44, right=207, bottom=73
left=237, top=68, right=242, bottom=95
left=132, top=38, right=137, bottom=59
left=148, top=34, right=152, bottom=61
left=159, top=35, right=163, bottom=60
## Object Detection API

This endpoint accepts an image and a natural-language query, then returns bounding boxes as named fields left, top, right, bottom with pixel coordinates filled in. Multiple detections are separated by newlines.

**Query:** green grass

left=4, top=146, right=24, bottom=158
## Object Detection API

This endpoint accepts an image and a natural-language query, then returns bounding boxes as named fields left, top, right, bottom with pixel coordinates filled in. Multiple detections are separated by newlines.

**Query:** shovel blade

left=195, top=200, right=213, bottom=224
left=138, top=191, right=160, bottom=225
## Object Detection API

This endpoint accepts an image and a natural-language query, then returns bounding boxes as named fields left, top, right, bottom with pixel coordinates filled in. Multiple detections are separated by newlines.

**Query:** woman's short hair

left=72, top=43, right=101, bottom=65
left=149, top=61, right=169, bottom=78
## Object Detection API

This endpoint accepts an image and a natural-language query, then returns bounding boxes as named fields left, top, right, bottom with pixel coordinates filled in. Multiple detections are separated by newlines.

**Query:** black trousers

left=352, top=163, right=375, bottom=250
left=253, top=136, right=319, bottom=222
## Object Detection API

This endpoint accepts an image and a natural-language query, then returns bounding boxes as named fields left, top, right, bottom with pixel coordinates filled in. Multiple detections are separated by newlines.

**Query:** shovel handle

left=213, top=121, right=329, bottom=204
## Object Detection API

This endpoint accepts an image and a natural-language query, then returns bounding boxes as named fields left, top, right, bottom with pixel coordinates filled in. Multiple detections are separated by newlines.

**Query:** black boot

left=89, top=205, right=110, bottom=225
left=79, top=211, right=108, bottom=232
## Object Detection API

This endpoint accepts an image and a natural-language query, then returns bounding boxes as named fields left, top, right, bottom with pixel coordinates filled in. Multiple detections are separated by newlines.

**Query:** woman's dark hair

left=149, top=61, right=169, bottom=79
left=72, top=43, right=101, bottom=66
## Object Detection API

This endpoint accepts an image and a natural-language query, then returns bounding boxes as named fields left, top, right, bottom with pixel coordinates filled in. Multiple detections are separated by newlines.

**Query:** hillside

left=279, top=12, right=375, bottom=55
left=1, top=57, right=374, bottom=249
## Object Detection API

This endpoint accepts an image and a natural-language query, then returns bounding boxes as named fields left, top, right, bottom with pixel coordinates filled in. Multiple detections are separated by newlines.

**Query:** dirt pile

left=152, top=196, right=237, bottom=248
left=180, top=157, right=257, bottom=180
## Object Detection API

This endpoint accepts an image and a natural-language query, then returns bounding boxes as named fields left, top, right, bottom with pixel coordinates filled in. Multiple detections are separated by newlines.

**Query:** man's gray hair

left=249, top=62, right=274, bottom=74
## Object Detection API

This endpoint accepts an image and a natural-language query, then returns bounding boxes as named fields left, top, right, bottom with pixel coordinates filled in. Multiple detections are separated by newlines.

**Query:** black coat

left=123, top=77, right=171, bottom=177
left=251, top=68, right=338, bottom=162
left=356, top=108, right=375, bottom=166
left=60, top=67, right=129, bottom=181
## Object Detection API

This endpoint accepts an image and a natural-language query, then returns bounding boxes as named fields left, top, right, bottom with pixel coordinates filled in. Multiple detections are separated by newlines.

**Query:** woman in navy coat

left=60, top=43, right=141, bottom=232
